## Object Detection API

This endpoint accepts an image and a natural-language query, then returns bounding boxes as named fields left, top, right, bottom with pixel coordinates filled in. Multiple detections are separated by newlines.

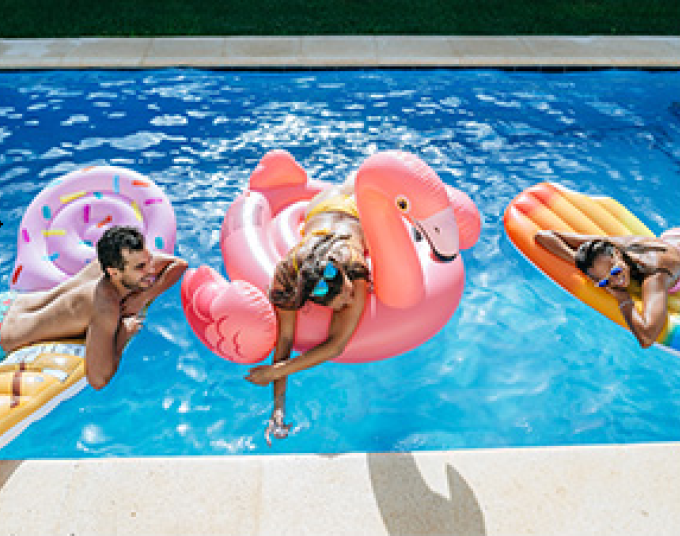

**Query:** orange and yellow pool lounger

left=504, top=182, right=680, bottom=356
left=0, top=340, right=87, bottom=449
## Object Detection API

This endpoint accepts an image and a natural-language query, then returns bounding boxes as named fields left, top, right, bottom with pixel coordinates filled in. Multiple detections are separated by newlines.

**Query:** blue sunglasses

left=596, top=265, right=622, bottom=288
left=311, top=262, right=339, bottom=297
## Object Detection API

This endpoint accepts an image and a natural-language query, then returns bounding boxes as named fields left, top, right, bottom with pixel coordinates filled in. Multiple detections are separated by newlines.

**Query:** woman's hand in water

left=245, top=364, right=278, bottom=386
left=265, top=407, right=291, bottom=447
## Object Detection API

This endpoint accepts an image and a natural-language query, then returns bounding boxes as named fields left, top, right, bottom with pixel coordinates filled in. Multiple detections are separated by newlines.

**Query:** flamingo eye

left=396, top=196, right=410, bottom=213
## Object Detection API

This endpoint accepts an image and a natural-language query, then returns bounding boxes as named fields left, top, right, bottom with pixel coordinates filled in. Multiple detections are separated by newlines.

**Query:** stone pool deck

left=1, top=36, right=679, bottom=535
left=1, top=444, right=679, bottom=536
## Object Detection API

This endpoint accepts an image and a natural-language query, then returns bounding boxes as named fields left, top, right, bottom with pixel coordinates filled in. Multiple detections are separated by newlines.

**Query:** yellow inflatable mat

left=0, top=340, right=86, bottom=449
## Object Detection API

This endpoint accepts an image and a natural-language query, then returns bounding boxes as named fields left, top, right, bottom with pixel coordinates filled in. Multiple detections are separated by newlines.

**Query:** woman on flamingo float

left=244, top=175, right=371, bottom=445
left=179, top=150, right=476, bottom=445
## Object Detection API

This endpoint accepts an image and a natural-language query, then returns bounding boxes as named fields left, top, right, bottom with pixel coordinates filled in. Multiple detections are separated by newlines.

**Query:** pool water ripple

left=1, top=69, right=679, bottom=458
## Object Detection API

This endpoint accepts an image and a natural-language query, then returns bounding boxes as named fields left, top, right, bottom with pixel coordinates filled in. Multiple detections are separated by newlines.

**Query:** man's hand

left=244, top=364, right=278, bottom=386
left=120, top=315, right=144, bottom=339
left=265, top=407, right=291, bottom=447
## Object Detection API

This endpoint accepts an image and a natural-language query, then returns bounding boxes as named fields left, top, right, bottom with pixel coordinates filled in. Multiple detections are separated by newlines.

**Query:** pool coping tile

left=0, top=38, right=76, bottom=68
left=375, top=36, right=459, bottom=66
left=223, top=36, right=302, bottom=67
left=448, top=37, right=539, bottom=67
left=143, top=37, right=227, bottom=67
left=300, top=36, right=378, bottom=66
left=1, top=36, right=680, bottom=69
left=60, top=37, right=153, bottom=68
left=522, top=36, right=680, bottom=68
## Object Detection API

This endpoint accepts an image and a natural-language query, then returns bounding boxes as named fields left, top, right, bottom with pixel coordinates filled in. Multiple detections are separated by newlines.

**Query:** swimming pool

left=1, top=68, right=679, bottom=458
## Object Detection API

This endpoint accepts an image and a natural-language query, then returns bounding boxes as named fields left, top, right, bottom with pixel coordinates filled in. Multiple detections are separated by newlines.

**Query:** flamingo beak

left=412, top=207, right=459, bottom=262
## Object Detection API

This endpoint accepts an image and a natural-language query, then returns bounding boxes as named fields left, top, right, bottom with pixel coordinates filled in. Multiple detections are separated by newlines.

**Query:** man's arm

left=147, top=251, right=188, bottom=300
left=121, top=252, right=188, bottom=316
left=85, top=297, right=123, bottom=390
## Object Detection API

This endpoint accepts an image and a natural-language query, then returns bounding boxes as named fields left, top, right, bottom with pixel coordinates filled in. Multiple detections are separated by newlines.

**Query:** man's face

left=116, top=248, right=154, bottom=291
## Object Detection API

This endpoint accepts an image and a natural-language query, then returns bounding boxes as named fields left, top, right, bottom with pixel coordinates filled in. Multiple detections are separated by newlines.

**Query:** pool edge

left=1, top=36, right=679, bottom=69
left=1, top=442, right=679, bottom=535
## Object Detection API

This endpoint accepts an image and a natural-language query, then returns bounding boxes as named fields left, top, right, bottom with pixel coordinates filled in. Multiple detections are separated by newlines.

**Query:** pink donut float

left=181, top=150, right=481, bottom=364
left=11, top=166, right=176, bottom=291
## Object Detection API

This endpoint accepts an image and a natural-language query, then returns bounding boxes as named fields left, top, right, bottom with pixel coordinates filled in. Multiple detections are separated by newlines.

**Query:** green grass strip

left=1, top=0, right=679, bottom=38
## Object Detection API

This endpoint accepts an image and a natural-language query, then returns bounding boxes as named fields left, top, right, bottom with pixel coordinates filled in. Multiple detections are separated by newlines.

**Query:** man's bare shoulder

left=93, top=278, right=121, bottom=315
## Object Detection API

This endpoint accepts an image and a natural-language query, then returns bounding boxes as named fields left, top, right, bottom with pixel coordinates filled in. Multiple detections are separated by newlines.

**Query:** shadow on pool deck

left=0, top=459, right=22, bottom=490
left=368, top=452, right=486, bottom=536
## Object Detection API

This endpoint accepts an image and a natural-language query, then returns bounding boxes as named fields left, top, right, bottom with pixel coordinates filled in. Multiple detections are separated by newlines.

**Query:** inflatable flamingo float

left=181, top=150, right=481, bottom=364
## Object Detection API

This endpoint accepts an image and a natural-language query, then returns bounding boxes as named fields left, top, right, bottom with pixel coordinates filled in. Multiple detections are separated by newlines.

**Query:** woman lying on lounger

left=535, top=228, right=680, bottom=348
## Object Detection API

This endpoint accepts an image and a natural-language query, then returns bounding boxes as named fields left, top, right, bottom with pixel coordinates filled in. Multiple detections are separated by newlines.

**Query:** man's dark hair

left=97, top=226, right=145, bottom=276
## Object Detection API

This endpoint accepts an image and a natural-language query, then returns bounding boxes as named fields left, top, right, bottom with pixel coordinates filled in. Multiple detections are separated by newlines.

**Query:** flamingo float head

left=357, top=151, right=459, bottom=262
left=355, top=151, right=461, bottom=309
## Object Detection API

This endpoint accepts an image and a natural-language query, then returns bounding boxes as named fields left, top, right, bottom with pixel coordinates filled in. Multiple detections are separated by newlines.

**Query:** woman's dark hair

left=269, top=233, right=369, bottom=310
left=575, top=239, right=655, bottom=284
left=575, top=240, right=616, bottom=276
left=97, top=226, right=145, bottom=276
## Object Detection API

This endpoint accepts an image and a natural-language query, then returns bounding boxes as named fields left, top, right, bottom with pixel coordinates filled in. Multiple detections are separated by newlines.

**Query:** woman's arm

left=271, top=309, right=295, bottom=412
left=263, top=307, right=296, bottom=445
left=534, top=231, right=635, bottom=266
left=246, top=280, right=368, bottom=384
left=615, top=273, right=670, bottom=348
left=534, top=230, right=594, bottom=264
left=273, top=280, right=368, bottom=379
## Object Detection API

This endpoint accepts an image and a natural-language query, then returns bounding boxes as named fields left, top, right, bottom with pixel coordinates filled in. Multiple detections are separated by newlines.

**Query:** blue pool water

left=1, top=69, right=680, bottom=458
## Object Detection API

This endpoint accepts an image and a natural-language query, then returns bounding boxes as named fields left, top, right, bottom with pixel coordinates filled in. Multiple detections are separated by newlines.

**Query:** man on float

left=0, top=226, right=187, bottom=389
